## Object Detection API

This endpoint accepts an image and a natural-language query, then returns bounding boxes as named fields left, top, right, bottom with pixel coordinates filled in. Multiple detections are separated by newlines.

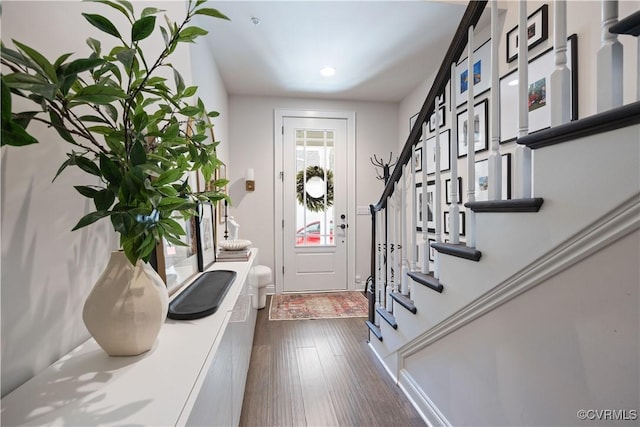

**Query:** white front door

left=281, top=116, right=349, bottom=292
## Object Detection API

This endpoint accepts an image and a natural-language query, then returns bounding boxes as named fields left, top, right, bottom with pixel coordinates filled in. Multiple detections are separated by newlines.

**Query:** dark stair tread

left=407, top=271, right=444, bottom=293
left=610, top=10, right=640, bottom=36
left=431, top=242, right=482, bottom=262
left=465, top=198, right=544, bottom=213
left=366, top=321, right=383, bottom=341
left=390, top=292, right=417, bottom=314
left=375, top=307, right=397, bottom=329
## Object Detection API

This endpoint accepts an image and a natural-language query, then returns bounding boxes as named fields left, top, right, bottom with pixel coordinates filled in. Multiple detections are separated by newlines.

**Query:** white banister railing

left=411, top=138, right=418, bottom=274
left=421, top=121, right=429, bottom=274
left=551, top=0, right=571, bottom=126
left=515, top=0, right=532, bottom=199
left=466, top=25, right=477, bottom=248
left=401, top=167, right=410, bottom=295
left=597, top=0, right=623, bottom=112
left=433, top=100, right=442, bottom=278
left=449, top=62, right=461, bottom=245
left=488, top=0, right=502, bottom=201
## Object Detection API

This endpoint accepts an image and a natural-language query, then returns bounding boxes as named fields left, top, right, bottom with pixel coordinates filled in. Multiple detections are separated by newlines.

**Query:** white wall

left=405, top=229, right=639, bottom=426
left=0, top=0, right=197, bottom=396
left=227, top=95, right=398, bottom=290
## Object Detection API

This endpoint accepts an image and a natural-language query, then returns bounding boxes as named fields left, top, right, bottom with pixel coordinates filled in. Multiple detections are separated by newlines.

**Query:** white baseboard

left=398, top=369, right=451, bottom=427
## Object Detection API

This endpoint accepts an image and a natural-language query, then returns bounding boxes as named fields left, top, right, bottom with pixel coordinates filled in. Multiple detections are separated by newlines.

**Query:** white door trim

left=274, top=109, right=356, bottom=294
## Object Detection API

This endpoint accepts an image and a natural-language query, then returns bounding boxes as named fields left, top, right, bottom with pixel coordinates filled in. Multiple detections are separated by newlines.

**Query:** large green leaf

left=74, top=156, right=101, bottom=177
left=142, top=7, right=165, bottom=17
left=130, top=140, right=147, bottom=166
left=94, top=0, right=131, bottom=19
left=65, top=58, right=104, bottom=75
left=100, top=153, right=123, bottom=184
left=49, top=110, right=76, bottom=143
left=82, top=13, right=122, bottom=39
left=132, top=16, right=156, bottom=42
left=71, top=210, right=111, bottom=231
left=193, top=8, right=230, bottom=20
left=95, top=188, right=116, bottom=211
left=73, top=85, right=127, bottom=104
left=155, top=168, right=183, bottom=186
left=177, top=26, right=208, bottom=42
left=12, top=40, right=58, bottom=83
left=74, top=185, right=100, bottom=198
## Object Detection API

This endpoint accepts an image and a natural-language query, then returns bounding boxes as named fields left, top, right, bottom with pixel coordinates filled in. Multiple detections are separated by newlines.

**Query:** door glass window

left=295, top=128, right=335, bottom=246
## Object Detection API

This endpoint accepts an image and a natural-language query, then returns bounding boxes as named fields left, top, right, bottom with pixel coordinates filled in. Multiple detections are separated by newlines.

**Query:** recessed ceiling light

left=320, top=67, right=336, bottom=77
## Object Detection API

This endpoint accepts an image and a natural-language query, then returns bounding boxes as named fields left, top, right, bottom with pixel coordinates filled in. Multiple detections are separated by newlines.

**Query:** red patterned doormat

left=269, top=292, right=369, bottom=320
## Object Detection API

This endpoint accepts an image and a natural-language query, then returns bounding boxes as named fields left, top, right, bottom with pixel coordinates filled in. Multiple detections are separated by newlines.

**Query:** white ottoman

left=252, top=265, right=272, bottom=309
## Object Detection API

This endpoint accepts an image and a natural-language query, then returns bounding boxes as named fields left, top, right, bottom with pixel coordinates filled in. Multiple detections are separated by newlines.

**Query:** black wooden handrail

left=372, top=0, right=487, bottom=212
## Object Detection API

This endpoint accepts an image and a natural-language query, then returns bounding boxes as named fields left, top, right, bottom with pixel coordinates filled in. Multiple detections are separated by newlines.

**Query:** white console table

left=1, top=250, right=259, bottom=426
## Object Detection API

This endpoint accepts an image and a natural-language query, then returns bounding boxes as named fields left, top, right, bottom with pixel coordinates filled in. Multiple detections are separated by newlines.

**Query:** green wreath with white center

left=296, top=166, right=334, bottom=212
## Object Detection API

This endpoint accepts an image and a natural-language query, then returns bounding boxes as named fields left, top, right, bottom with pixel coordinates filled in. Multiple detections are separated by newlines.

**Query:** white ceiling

left=197, top=1, right=468, bottom=102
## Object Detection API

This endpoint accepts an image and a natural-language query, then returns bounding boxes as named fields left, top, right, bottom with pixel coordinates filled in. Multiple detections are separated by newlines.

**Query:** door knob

left=339, top=224, right=348, bottom=230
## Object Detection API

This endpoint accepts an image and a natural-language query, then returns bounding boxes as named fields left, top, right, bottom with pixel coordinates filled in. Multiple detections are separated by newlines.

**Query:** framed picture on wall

left=415, top=182, right=423, bottom=232
left=475, top=159, right=489, bottom=201
left=414, top=146, right=423, bottom=173
left=444, top=210, right=466, bottom=236
left=455, top=39, right=491, bottom=107
left=445, top=177, right=463, bottom=205
left=506, top=4, right=549, bottom=63
left=196, top=202, right=215, bottom=271
left=428, top=106, right=446, bottom=133
left=457, top=99, right=488, bottom=157
left=425, top=129, right=451, bottom=173
left=499, top=34, right=578, bottom=143
left=426, top=181, right=435, bottom=232
left=428, top=238, right=436, bottom=262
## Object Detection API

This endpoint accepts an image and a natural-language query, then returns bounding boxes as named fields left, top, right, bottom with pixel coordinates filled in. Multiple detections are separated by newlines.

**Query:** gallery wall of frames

left=410, top=4, right=578, bottom=261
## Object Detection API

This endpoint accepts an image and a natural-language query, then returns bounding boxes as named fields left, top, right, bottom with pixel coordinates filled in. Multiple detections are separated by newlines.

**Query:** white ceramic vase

left=83, top=251, right=169, bottom=356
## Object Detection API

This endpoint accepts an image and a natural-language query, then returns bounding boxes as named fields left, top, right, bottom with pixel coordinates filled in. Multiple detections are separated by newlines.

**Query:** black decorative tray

left=167, top=270, right=237, bottom=320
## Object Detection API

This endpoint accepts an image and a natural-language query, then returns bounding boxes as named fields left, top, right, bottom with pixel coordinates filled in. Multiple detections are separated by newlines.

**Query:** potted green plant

left=1, top=0, right=230, bottom=356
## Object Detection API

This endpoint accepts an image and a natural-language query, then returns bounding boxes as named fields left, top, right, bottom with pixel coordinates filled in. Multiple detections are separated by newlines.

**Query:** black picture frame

left=415, top=180, right=435, bottom=232
left=195, top=202, right=216, bottom=271
left=506, top=4, right=549, bottom=63
left=455, top=39, right=492, bottom=107
left=445, top=177, right=463, bottom=205
left=428, top=106, right=446, bottom=133
left=499, top=34, right=578, bottom=143
left=414, top=146, right=423, bottom=173
left=444, top=210, right=466, bottom=236
left=425, top=129, right=451, bottom=174
left=456, top=99, right=488, bottom=158
left=416, top=182, right=423, bottom=232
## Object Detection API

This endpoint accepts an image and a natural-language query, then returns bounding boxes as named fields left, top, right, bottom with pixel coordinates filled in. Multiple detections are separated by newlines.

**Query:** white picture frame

left=425, top=129, right=451, bottom=174
left=457, top=99, right=488, bottom=157
left=455, top=39, right=491, bottom=107
left=499, top=34, right=578, bottom=143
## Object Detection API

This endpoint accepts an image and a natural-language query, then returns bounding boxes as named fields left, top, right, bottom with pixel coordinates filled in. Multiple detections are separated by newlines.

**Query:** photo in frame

left=414, top=146, right=423, bottom=173
left=444, top=210, right=466, bottom=236
left=506, top=4, right=549, bottom=63
left=426, top=181, right=435, bottom=232
left=428, top=106, right=446, bottom=133
left=195, top=202, right=215, bottom=271
left=457, top=99, right=488, bottom=157
left=455, top=39, right=491, bottom=107
left=472, top=154, right=512, bottom=202
left=425, top=129, right=451, bottom=174
left=500, top=34, right=578, bottom=143
left=445, top=177, right=463, bottom=205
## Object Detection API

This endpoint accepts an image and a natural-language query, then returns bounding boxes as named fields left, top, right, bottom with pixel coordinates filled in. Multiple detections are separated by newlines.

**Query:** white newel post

left=597, top=0, right=623, bottom=112
left=401, top=167, right=409, bottom=295
left=466, top=26, right=477, bottom=248
left=449, top=62, right=461, bottom=245
left=515, top=0, right=532, bottom=199
left=434, top=100, right=442, bottom=279
left=421, top=122, right=429, bottom=274
left=411, top=138, right=417, bottom=273
left=488, top=0, right=502, bottom=201
left=551, top=0, right=571, bottom=126
left=385, top=204, right=392, bottom=312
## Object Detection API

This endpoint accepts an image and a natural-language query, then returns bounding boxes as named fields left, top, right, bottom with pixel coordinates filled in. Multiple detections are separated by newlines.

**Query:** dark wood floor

left=240, top=295, right=426, bottom=427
